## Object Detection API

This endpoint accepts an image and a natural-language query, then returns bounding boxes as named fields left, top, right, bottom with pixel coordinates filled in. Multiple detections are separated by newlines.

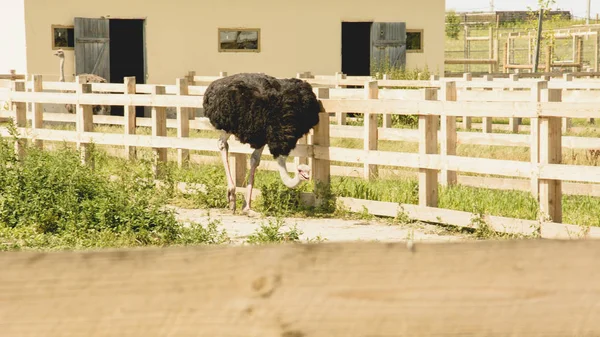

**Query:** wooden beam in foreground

left=2, top=239, right=600, bottom=336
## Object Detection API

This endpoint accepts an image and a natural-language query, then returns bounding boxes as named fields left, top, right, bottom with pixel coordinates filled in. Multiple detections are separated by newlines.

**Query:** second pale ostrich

left=203, top=73, right=321, bottom=215
left=54, top=49, right=111, bottom=115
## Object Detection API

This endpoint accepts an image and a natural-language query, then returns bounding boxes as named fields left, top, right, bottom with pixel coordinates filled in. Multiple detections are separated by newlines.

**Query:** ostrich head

left=297, top=164, right=311, bottom=181
left=53, top=49, right=65, bottom=58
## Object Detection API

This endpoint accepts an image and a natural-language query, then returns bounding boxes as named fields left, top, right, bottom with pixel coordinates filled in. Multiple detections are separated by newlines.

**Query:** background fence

left=1, top=72, right=600, bottom=239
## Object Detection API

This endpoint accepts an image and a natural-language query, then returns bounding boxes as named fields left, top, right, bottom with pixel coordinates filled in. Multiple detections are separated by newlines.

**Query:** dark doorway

left=109, top=19, right=145, bottom=117
left=341, top=22, right=372, bottom=76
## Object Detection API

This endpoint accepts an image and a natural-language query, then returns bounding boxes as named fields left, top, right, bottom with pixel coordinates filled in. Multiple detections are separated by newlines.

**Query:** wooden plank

left=339, top=197, right=600, bottom=239
left=313, top=146, right=534, bottom=179
left=508, top=74, right=521, bottom=133
left=419, top=88, right=438, bottom=207
left=10, top=81, right=26, bottom=160
left=539, top=89, right=563, bottom=223
left=176, top=78, right=190, bottom=167
left=440, top=81, right=457, bottom=186
left=364, top=81, right=378, bottom=180
left=320, top=99, right=540, bottom=118
left=10, top=90, right=600, bottom=119
left=456, top=90, right=531, bottom=102
left=461, top=73, right=472, bottom=129
left=124, top=76, right=136, bottom=160
left=539, top=101, right=600, bottom=119
left=6, top=108, right=600, bottom=152
left=75, top=76, right=94, bottom=166
left=8, top=91, right=205, bottom=108
left=31, top=75, right=43, bottom=149
left=444, top=58, right=497, bottom=64
left=312, top=108, right=331, bottom=203
left=530, top=81, right=546, bottom=198
left=0, top=127, right=310, bottom=159
left=482, top=75, right=493, bottom=133
left=34, top=81, right=209, bottom=96
left=539, top=163, right=600, bottom=184
left=151, top=86, right=167, bottom=177
left=7, top=239, right=600, bottom=337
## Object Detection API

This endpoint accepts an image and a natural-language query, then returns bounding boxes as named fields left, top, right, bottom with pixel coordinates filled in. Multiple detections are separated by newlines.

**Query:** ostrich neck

left=59, top=57, right=65, bottom=82
left=276, top=156, right=301, bottom=188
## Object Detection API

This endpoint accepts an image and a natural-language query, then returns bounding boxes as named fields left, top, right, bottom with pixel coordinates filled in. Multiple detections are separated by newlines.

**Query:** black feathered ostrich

left=203, top=73, right=321, bottom=215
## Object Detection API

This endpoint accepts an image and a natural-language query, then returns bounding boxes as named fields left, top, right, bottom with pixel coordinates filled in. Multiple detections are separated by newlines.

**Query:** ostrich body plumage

left=203, top=72, right=320, bottom=157
left=203, top=73, right=321, bottom=215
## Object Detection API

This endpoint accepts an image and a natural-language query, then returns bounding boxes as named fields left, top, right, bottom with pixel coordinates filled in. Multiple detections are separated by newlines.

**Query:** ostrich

left=203, top=73, right=321, bottom=215
left=53, top=49, right=111, bottom=115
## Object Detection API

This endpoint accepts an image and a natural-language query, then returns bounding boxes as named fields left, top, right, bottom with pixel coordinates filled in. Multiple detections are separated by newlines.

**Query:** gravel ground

left=173, top=207, right=474, bottom=245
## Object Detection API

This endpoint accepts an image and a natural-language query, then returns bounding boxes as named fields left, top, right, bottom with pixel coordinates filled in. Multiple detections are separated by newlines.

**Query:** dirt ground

left=173, top=207, right=474, bottom=245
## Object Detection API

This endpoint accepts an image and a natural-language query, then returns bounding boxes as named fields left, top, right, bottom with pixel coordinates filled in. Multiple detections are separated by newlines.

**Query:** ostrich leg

left=217, top=132, right=237, bottom=212
left=242, top=146, right=264, bottom=216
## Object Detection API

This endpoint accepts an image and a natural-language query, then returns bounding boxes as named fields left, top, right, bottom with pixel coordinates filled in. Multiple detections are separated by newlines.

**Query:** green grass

left=0, top=124, right=230, bottom=251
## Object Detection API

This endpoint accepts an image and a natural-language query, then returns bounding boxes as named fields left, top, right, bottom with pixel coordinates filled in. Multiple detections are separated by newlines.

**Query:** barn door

left=74, top=17, right=110, bottom=82
left=370, top=22, right=406, bottom=71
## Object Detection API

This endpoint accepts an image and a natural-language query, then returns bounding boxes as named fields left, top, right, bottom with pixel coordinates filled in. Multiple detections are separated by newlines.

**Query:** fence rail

left=3, top=74, right=600, bottom=239
left=3, top=239, right=600, bottom=336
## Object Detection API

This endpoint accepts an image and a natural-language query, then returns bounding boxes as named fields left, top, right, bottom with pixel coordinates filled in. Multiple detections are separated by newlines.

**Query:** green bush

left=0, top=127, right=229, bottom=251
left=445, top=10, right=461, bottom=40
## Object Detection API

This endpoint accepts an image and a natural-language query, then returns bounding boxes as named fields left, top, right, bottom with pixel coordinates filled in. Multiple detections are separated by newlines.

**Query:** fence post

left=185, top=71, right=197, bottom=120
left=530, top=80, right=547, bottom=199
left=334, top=72, right=346, bottom=125
left=185, top=71, right=195, bottom=86
left=545, top=45, right=552, bottom=74
left=539, top=88, right=563, bottom=223
left=488, top=26, right=495, bottom=73
left=229, top=72, right=246, bottom=189
left=76, top=76, right=94, bottom=167
left=151, top=86, right=167, bottom=178
left=229, top=71, right=246, bottom=188
left=440, top=81, right=457, bottom=186
left=176, top=78, right=190, bottom=168
left=11, top=81, right=26, bottom=160
left=364, top=80, right=379, bottom=180
left=230, top=153, right=247, bottom=191
left=508, top=74, right=520, bottom=133
left=462, top=72, right=472, bottom=129
left=294, top=135, right=309, bottom=167
left=31, top=75, right=43, bottom=149
left=561, top=73, right=575, bottom=129
left=419, top=88, right=439, bottom=207
left=293, top=81, right=313, bottom=168
left=312, top=88, right=330, bottom=206
left=482, top=74, right=493, bottom=133
left=124, top=76, right=137, bottom=160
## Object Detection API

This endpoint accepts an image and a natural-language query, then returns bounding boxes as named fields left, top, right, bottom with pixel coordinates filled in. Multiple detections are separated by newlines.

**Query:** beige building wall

left=0, top=0, right=27, bottom=74
left=23, top=0, right=444, bottom=84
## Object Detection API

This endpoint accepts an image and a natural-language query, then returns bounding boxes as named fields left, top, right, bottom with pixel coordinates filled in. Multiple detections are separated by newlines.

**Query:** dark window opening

left=407, top=30, right=423, bottom=52
left=341, top=21, right=373, bottom=76
left=109, top=19, right=146, bottom=117
left=218, top=28, right=260, bottom=52
left=53, top=25, right=74, bottom=49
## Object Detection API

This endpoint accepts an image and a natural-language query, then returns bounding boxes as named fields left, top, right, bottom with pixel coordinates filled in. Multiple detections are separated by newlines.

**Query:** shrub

left=0, top=126, right=229, bottom=251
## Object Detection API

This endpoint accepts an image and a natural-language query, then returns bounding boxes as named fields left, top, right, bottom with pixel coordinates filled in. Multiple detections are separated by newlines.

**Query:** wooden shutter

left=74, top=17, right=110, bottom=82
left=371, top=22, right=406, bottom=70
